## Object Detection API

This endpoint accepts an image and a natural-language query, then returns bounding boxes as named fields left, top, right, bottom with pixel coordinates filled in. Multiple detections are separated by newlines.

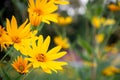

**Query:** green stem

left=22, top=69, right=34, bottom=80
left=0, top=46, right=14, bottom=62
left=36, top=22, right=45, bottom=36
left=52, top=25, right=61, bottom=36
left=62, top=27, right=67, bottom=38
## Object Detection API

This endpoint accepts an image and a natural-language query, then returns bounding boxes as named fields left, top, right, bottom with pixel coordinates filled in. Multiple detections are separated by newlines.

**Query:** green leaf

left=0, top=67, right=11, bottom=80
left=77, top=36, right=93, bottom=54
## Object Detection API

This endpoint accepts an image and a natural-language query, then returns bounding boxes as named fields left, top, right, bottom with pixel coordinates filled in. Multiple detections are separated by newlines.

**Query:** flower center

left=12, top=36, right=21, bottom=43
left=33, top=9, right=43, bottom=16
left=19, top=65, right=24, bottom=72
left=36, top=54, right=46, bottom=62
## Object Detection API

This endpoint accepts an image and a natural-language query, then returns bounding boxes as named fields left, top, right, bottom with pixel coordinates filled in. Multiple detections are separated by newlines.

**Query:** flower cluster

left=0, top=0, right=69, bottom=78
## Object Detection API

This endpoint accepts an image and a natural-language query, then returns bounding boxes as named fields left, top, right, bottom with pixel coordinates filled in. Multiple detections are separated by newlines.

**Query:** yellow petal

left=47, top=46, right=61, bottom=55
left=40, top=36, right=50, bottom=53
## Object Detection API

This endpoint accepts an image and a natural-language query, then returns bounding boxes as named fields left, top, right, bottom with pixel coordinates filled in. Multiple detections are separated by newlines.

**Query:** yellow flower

left=92, top=16, right=101, bottom=29
left=6, top=16, right=31, bottom=50
left=57, top=16, right=72, bottom=26
left=95, top=34, right=104, bottom=43
left=20, top=35, right=67, bottom=74
left=28, top=0, right=58, bottom=26
left=0, top=26, right=12, bottom=50
left=12, top=56, right=31, bottom=74
left=103, top=19, right=115, bottom=26
left=48, top=0, right=69, bottom=5
left=108, top=3, right=120, bottom=11
left=102, top=66, right=120, bottom=76
left=54, top=36, right=70, bottom=49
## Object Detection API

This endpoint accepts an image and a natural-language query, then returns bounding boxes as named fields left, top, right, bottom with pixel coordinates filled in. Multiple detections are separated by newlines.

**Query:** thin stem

left=22, top=69, right=34, bottom=80
left=36, top=22, right=45, bottom=35
left=0, top=46, right=14, bottom=62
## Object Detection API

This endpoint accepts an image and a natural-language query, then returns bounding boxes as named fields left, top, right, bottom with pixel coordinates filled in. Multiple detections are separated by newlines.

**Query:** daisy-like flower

left=6, top=16, right=31, bottom=50
left=48, top=0, right=69, bottom=5
left=12, top=56, right=31, bottom=74
left=102, top=66, right=120, bottom=76
left=108, top=3, right=120, bottom=11
left=20, top=35, right=67, bottom=74
left=54, top=36, right=70, bottom=49
left=95, top=34, right=104, bottom=44
left=57, top=16, right=72, bottom=26
left=28, top=0, right=58, bottom=26
left=0, top=26, right=12, bottom=50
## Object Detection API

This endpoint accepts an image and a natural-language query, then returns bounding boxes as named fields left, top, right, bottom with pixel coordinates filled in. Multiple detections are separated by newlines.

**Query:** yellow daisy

left=12, top=56, right=31, bottom=74
left=108, top=3, right=120, bottom=11
left=57, top=16, right=72, bottom=26
left=28, top=0, right=58, bottom=26
left=48, top=0, right=69, bottom=5
left=0, top=26, right=12, bottom=50
left=102, top=66, right=120, bottom=76
left=54, top=36, right=70, bottom=49
left=20, top=35, right=67, bottom=74
left=95, top=34, right=104, bottom=44
left=6, top=16, right=31, bottom=50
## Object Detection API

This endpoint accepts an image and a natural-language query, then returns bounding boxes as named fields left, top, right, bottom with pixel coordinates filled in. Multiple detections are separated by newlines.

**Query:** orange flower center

left=33, top=9, right=43, bottom=16
left=12, top=36, right=21, bottom=43
left=18, top=65, right=24, bottom=72
left=36, top=54, right=46, bottom=62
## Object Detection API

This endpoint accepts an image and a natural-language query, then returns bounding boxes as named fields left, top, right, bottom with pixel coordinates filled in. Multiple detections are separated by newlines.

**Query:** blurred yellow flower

left=0, top=26, right=12, bottom=50
left=57, top=16, right=72, bottom=26
left=95, top=34, right=104, bottom=43
left=102, top=66, right=120, bottom=76
left=12, top=56, right=31, bottom=74
left=108, top=3, right=120, bottom=11
left=84, top=61, right=97, bottom=67
left=28, top=0, right=58, bottom=26
left=6, top=16, right=31, bottom=50
left=92, top=16, right=101, bottom=29
left=92, top=16, right=115, bottom=28
left=54, top=36, right=70, bottom=49
left=103, top=19, right=115, bottom=26
left=48, top=0, right=69, bottom=5
left=20, top=35, right=67, bottom=74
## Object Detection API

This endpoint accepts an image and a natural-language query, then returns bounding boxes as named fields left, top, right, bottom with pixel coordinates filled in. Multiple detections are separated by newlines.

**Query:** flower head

left=95, top=34, right=104, bottom=44
left=28, top=0, right=58, bottom=26
left=6, top=16, right=31, bottom=50
left=54, top=36, right=70, bottom=49
left=57, top=16, right=72, bottom=26
left=20, top=35, right=67, bottom=74
left=48, top=0, right=69, bottom=5
left=108, top=3, right=120, bottom=11
left=91, top=16, right=101, bottom=29
left=12, top=56, right=31, bottom=74
left=102, top=66, right=120, bottom=76
left=0, top=26, right=12, bottom=50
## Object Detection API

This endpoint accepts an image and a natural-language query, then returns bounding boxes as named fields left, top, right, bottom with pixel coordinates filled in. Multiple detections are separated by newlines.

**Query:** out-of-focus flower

left=6, top=16, right=31, bottom=50
left=28, top=0, right=58, bottom=26
left=83, top=61, right=97, bottom=67
left=0, top=26, right=12, bottom=50
left=92, top=16, right=101, bottom=29
left=20, top=35, right=67, bottom=74
left=95, top=34, right=104, bottom=43
left=108, top=3, right=120, bottom=11
left=105, top=44, right=118, bottom=54
left=12, top=56, right=31, bottom=74
left=92, top=16, right=115, bottom=28
left=54, top=36, right=70, bottom=49
left=103, top=19, right=115, bottom=26
left=48, top=0, right=69, bottom=5
left=102, top=66, right=120, bottom=76
left=57, top=16, right=72, bottom=26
